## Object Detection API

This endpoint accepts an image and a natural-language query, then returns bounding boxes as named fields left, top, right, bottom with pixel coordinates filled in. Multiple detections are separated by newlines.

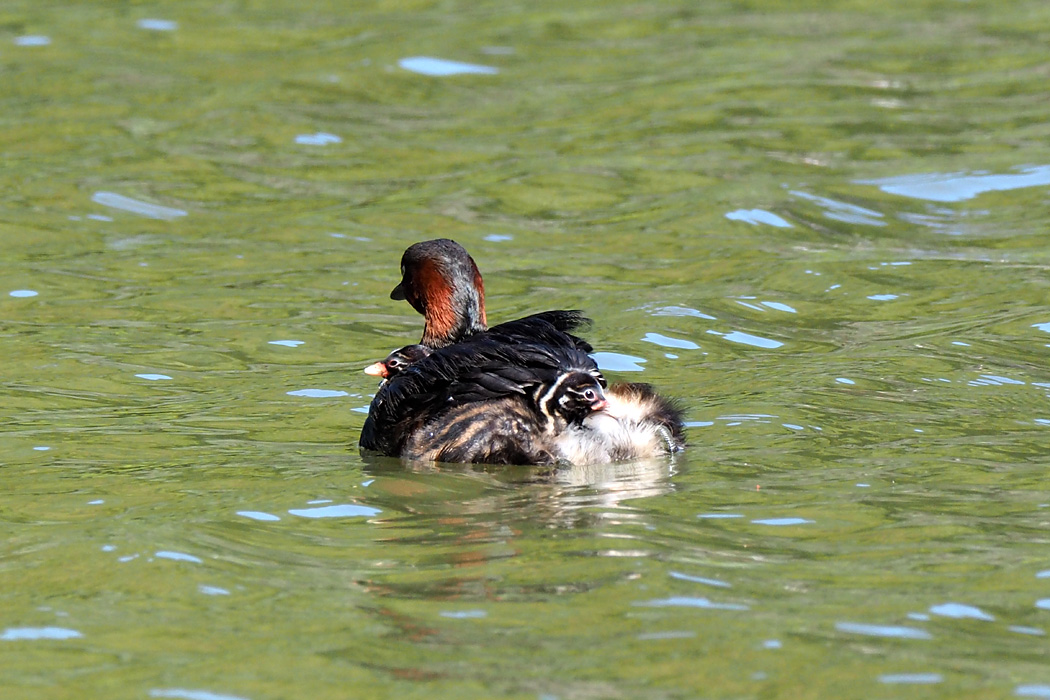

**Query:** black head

left=538, top=371, right=607, bottom=427
left=364, top=344, right=432, bottom=379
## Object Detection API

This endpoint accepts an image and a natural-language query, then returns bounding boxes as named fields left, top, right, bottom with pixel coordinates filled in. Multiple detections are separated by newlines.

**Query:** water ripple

left=647, top=305, right=716, bottom=320
left=399, top=56, right=498, bottom=76
left=761, top=301, right=797, bottom=313
left=790, top=191, right=886, bottom=226
left=440, top=610, right=487, bottom=619
left=835, top=622, right=931, bottom=640
left=590, top=352, right=646, bottom=372
left=669, top=571, right=731, bottom=588
left=879, top=673, right=942, bottom=685
left=295, top=132, right=341, bottom=146
left=92, top=192, right=187, bottom=220
left=14, top=36, right=51, bottom=46
left=150, top=690, right=250, bottom=700
left=642, top=332, right=699, bottom=350
left=138, top=19, right=178, bottom=31
left=725, top=209, right=792, bottom=228
left=155, top=551, right=203, bottom=564
left=635, top=596, right=748, bottom=611
left=707, top=330, right=784, bottom=349
left=288, top=504, right=381, bottom=519
left=929, top=602, right=994, bottom=621
left=752, top=518, right=814, bottom=526
left=1, top=626, right=82, bottom=641
left=237, top=511, right=281, bottom=522
left=858, top=165, right=1050, bottom=202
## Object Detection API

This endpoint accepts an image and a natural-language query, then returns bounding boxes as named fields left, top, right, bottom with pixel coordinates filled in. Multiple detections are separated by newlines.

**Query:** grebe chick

left=363, top=344, right=432, bottom=380
left=360, top=335, right=604, bottom=462
left=552, top=382, right=685, bottom=464
left=402, top=366, right=608, bottom=464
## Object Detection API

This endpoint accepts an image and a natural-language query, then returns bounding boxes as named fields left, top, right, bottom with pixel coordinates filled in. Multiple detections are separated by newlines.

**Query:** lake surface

left=4, top=1, right=1050, bottom=697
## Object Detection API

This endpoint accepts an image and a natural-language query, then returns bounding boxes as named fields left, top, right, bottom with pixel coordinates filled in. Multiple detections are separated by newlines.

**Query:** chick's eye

left=583, top=389, right=596, bottom=401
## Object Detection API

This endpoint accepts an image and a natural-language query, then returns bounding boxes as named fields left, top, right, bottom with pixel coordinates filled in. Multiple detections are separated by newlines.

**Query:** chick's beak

left=363, top=362, right=389, bottom=378
left=591, top=397, right=608, bottom=412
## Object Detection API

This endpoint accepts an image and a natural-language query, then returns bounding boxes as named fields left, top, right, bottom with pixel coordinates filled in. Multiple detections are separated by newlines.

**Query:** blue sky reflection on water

left=858, top=165, right=1050, bottom=202
left=398, top=56, right=499, bottom=76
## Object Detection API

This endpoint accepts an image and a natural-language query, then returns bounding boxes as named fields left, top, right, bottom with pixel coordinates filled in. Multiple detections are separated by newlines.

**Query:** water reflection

left=641, top=332, right=699, bottom=350
left=760, top=301, right=796, bottom=313
left=137, top=19, right=178, bottom=31
left=439, top=610, right=487, bottom=619
left=14, top=36, right=51, bottom=46
left=295, top=133, right=341, bottom=146
left=725, top=209, right=793, bottom=228
left=552, top=457, right=676, bottom=506
left=1, top=627, right=82, bottom=640
left=636, top=630, right=696, bottom=640
left=91, top=192, right=187, bottom=220
left=398, top=56, right=499, bottom=76
left=790, top=190, right=886, bottom=226
left=707, top=330, right=784, bottom=349
left=590, top=351, right=647, bottom=372
left=237, top=511, right=280, bottom=522
left=646, top=305, right=716, bottom=320
left=361, top=452, right=676, bottom=519
left=150, top=690, right=249, bottom=700
left=751, top=518, right=813, bottom=526
left=635, top=596, right=749, bottom=611
left=927, top=602, right=994, bottom=620
left=1009, top=626, right=1045, bottom=636
left=155, top=551, right=203, bottom=563
left=287, top=504, right=381, bottom=518
left=669, top=571, right=731, bottom=588
left=878, top=673, right=942, bottom=685
left=858, top=165, right=1050, bottom=202
left=835, top=622, right=932, bottom=640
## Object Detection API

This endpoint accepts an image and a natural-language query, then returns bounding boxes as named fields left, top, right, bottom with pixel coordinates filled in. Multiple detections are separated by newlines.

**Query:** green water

left=4, top=0, right=1050, bottom=697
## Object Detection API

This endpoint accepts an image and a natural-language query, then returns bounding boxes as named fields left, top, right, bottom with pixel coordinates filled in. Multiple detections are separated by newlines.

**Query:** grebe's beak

left=363, top=362, right=389, bottom=378
left=389, top=282, right=406, bottom=300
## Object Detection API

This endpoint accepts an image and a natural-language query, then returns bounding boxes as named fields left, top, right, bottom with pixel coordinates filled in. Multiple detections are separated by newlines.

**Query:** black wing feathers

left=359, top=316, right=601, bottom=455
left=486, top=310, right=594, bottom=353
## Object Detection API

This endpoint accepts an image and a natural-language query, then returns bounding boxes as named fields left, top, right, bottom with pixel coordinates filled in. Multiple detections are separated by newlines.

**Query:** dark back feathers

left=360, top=333, right=601, bottom=455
